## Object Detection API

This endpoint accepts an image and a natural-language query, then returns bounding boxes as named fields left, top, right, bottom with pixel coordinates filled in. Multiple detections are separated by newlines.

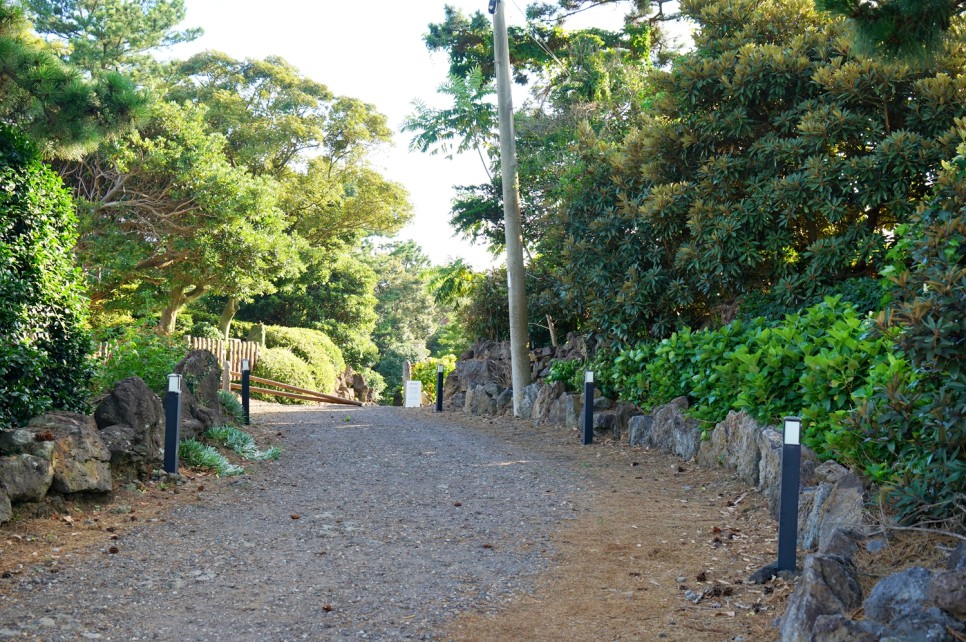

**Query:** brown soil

left=444, top=416, right=793, bottom=641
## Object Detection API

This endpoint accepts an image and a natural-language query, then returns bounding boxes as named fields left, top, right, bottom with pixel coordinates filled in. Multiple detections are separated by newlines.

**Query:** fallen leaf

left=453, top=502, right=462, bottom=507
left=291, top=514, right=301, bottom=520
left=108, top=546, right=119, bottom=554
left=322, top=604, right=333, bottom=612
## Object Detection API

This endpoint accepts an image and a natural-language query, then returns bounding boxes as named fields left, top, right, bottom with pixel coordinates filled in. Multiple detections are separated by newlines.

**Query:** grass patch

left=217, top=389, right=246, bottom=424
left=178, top=439, right=244, bottom=476
left=204, top=426, right=281, bottom=461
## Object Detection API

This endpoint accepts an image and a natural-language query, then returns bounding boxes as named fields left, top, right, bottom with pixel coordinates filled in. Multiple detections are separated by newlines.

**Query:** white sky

left=172, top=0, right=628, bottom=269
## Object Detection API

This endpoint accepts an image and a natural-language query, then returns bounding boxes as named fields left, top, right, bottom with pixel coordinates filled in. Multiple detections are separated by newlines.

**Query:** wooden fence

left=186, top=336, right=260, bottom=374
left=95, top=335, right=260, bottom=375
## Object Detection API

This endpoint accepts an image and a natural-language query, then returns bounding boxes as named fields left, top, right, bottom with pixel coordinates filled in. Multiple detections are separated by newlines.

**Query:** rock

left=629, top=415, right=653, bottom=447
left=495, top=388, right=513, bottom=415
left=642, top=397, right=699, bottom=458
left=886, top=608, right=965, bottom=641
left=593, top=413, right=616, bottom=435
left=811, top=614, right=884, bottom=642
left=758, top=428, right=820, bottom=521
left=173, top=350, right=227, bottom=438
left=949, top=542, right=966, bottom=571
left=929, top=570, right=966, bottom=619
left=448, top=392, right=466, bottom=412
left=0, top=489, right=10, bottom=523
left=0, top=429, right=35, bottom=456
left=819, top=528, right=861, bottom=560
left=778, top=554, right=863, bottom=642
left=697, top=411, right=762, bottom=485
left=464, top=384, right=493, bottom=416
left=0, top=454, right=53, bottom=502
left=93, top=376, right=164, bottom=479
left=799, top=474, right=864, bottom=552
left=562, top=394, right=582, bottom=427
left=864, top=567, right=933, bottom=624
left=533, top=382, right=564, bottom=424
left=518, top=383, right=542, bottom=419
left=813, top=461, right=851, bottom=485
left=866, top=538, right=888, bottom=554
left=28, top=412, right=111, bottom=494
left=593, top=397, right=614, bottom=411
left=612, top=401, right=644, bottom=439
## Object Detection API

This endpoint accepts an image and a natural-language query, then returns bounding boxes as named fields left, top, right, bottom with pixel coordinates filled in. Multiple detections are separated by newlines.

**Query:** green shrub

left=853, top=129, right=966, bottom=526
left=204, top=426, right=280, bottom=461
left=740, top=277, right=887, bottom=323
left=411, top=355, right=457, bottom=402
left=545, top=358, right=585, bottom=393
left=251, top=347, right=316, bottom=404
left=191, top=321, right=224, bottom=340
left=178, top=439, right=243, bottom=476
left=0, top=128, right=94, bottom=427
left=612, top=296, right=899, bottom=452
left=93, top=324, right=189, bottom=396
left=217, top=389, right=245, bottom=424
left=263, top=326, right=345, bottom=394
left=359, top=367, right=386, bottom=402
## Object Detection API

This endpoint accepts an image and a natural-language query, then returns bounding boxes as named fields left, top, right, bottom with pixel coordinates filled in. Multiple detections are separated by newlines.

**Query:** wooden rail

left=231, top=372, right=362, bottom=407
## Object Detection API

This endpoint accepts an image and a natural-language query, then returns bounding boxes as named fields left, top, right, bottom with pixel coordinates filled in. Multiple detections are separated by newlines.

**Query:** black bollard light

left=435, top=364, right=444, bottom=413
left=163, top=374, right=182, bottom=474
left=582, top=370, right=594, bottom=445
left=241, top=358, right=251, bottom=425
left=777, top=416, right=802, bottom=572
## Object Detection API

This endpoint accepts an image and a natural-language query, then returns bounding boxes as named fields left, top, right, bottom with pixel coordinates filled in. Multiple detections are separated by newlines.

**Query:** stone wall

left=1, top=350, right=231, bottom=525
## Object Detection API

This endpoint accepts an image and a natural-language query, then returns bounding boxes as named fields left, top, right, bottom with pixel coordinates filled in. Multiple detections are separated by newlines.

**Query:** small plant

left=178, top=439, right=244, bottom=476
left=204, top=426, right=280, bottom=461
left=546, top=358, right=585, bottom=392
left=217, top=389, right=245, bottom=424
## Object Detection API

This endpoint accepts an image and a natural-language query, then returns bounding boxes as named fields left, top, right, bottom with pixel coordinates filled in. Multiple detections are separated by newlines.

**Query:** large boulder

left=173, top=350, right=227, bottom=438
left=697, top=411, right=763, bottom=485
left=628, top=415, right=653, bottom=447
left=28, top=412, right=111, bottom=494
left=612, top=401, right=644, bottom=439
left=779, top=554, right=863, bottom=642
left=798, top=463, right=866, bottom=552
left=930, top=570, right=966, bottom=619
left=638, top=397, right=701, bottom=459
left=865, top=567, right=934, bottom=624
left=533, top=381, right=564, bottom=423
left=0, top=454, right=53, bottom=502
left=94, top=376, right=164, bottom=479
left=518, top=382, right=542, bottom=419
left=0, top=429, right=36, bottom=456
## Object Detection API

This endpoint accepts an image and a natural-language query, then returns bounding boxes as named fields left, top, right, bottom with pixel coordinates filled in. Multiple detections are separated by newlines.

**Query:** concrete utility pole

left=490, top=0, right=531, bottom=416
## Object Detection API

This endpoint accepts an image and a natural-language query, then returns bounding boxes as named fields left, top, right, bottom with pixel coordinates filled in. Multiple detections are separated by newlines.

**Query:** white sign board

left=404, top=380, right=422, bottom=408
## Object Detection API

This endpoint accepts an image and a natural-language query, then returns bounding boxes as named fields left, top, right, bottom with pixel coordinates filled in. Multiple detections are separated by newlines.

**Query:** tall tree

left=18, top=0, right=201, bottom=72
left=816, top=0, right=966, bottom=59
left=69, top=100, right=301, bottom=333
left=551, top=0, right=966, bottom=341
left=0, top=1, right=147, bottom=157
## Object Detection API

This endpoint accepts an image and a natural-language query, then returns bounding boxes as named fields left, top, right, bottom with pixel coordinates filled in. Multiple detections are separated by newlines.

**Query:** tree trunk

left=546, top=314, right=558, bottom=348
left=218, top=297, right=241, bottom=340
left=158, top=284, right=209, bottom=335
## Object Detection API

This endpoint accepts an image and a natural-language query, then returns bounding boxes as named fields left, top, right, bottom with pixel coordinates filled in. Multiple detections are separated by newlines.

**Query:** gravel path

left=0, top=403, right=588, bottom=641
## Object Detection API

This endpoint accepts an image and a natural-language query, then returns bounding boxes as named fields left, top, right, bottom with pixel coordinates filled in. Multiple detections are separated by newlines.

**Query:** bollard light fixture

left=437, top=364, right=444, bottom=373
left=167, top=373, right=182, bottom=393
left=783, top=416, right=801, bottom=446
left=241, top=358, right=250, bottom=372
left=585, top=370, right=594, bottom=384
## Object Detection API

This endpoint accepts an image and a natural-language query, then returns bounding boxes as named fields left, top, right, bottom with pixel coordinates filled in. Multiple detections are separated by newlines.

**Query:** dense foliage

left=92, top=323, right=188, bottom=396
left=251, top=347, right=317, bottom=404
left=0, top=129, right=94, bottom=427
left=411, top=355, right=457, bottom=403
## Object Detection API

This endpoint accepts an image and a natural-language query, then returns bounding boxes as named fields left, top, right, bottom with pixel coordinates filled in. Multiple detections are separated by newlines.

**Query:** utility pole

left=489, top=0, right=531, bottom=416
